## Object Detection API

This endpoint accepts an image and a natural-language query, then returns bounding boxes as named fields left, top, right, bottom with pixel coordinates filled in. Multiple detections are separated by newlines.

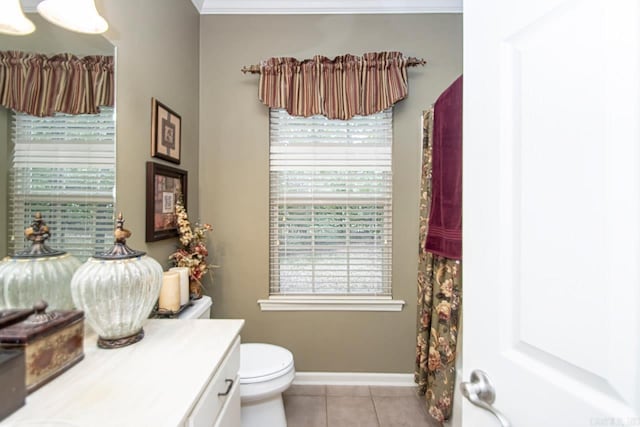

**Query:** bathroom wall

left=200, top=14, right=463, bottom=372
left=2, top=5, right=462, bottom=374
left=96, top=0, right=200, bottom=264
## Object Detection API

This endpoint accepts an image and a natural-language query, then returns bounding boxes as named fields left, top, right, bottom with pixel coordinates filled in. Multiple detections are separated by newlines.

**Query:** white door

left=463, top=0, right=640, bottom=426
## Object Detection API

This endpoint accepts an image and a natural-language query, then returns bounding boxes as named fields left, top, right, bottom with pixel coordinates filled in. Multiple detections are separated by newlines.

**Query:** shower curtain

left=415, top=90, right=463, bottom=423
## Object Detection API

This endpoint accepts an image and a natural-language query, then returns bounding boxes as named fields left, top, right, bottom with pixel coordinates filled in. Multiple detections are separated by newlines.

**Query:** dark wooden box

left=0, top=349, right=26, bottom=421
left=0, top=308, right=34, bottom=330
left=0, top=305, right=84, bottom=393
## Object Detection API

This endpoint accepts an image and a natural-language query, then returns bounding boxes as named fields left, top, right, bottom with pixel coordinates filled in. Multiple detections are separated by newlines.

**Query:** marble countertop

left=2, top=318, right=244, bottom=427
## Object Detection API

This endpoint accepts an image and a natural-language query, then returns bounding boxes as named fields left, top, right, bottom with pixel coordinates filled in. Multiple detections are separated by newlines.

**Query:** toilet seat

left=239, top=343, right=294, bottom=384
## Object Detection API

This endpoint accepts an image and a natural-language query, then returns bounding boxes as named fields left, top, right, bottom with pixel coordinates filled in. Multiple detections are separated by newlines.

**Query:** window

left=263, top=109, right=403, bottom=311
left=8, top=108, right=116, bottom=261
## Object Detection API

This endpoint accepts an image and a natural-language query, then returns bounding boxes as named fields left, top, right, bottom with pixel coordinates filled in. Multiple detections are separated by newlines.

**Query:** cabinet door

left=188, top=338, right=240, bottom=427
left=213, top=376, right=241, bottom=427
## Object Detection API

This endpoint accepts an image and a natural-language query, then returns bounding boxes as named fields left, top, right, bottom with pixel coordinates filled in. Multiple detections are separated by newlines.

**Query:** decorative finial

left=15, top=212, right=65, bottom=258
left=114, top=212, right=132, bottom=244
left=24, top=212, right=50, bottom=244
left=94, top=212, right=145, bottom=260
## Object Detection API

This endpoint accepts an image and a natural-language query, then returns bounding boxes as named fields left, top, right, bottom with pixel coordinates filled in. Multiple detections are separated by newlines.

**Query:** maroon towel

left=425, top=76, right=462, bottom=260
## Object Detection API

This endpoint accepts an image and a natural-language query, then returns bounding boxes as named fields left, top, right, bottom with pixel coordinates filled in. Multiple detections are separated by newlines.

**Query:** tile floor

left=283, top=384, right=441, bottom=427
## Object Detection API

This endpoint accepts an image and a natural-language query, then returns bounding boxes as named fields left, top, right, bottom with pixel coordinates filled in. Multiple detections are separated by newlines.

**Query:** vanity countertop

left=1, top=319, right=244, bottom=427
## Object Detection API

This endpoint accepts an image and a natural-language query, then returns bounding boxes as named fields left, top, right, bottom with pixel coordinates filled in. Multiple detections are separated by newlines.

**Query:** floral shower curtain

left=415, top=108, right=463, bottom=423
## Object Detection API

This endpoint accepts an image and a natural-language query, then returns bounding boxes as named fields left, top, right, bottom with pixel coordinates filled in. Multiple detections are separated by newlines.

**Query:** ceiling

left=20, top=0, right=462, bottom=15
left=189, top=0, right=462, bottom=14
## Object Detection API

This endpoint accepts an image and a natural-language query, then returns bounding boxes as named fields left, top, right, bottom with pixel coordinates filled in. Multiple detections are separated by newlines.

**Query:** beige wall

left=1, top=7, right=460, bottom=374
left=96, top=0, right=200, bottom=264
left=200, top=14, right=462, bottom=372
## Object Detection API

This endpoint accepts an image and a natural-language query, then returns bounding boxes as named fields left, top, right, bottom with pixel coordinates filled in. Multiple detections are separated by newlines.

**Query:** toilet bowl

left=239, top=343, right=295, bottom=427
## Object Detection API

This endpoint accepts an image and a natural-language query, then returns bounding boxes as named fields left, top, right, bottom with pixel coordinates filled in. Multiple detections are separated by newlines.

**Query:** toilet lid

left=239, top=343, right=294, bottom=384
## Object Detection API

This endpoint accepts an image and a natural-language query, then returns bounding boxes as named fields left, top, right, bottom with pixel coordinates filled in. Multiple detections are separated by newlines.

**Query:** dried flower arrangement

left=168, top=195, right=213, bottom=298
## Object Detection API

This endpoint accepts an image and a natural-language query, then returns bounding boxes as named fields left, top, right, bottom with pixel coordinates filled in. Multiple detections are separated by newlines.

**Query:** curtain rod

left=241, top=57, right=426, bottom=74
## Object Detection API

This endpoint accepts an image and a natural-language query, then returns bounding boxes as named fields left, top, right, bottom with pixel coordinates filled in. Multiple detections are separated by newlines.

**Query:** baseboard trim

left=294, top=372, right=415, bottom=387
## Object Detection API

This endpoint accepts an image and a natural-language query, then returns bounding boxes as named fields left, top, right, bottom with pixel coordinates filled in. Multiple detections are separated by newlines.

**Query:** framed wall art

left=151, top=98, right=182, bottom=164
left=146, top=161, right=188, bottom=242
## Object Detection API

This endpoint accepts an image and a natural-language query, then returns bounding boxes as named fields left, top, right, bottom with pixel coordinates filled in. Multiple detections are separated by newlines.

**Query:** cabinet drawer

left=187, top=337, right=240, bottom=427
left=213, top=375, right=240, bottom=427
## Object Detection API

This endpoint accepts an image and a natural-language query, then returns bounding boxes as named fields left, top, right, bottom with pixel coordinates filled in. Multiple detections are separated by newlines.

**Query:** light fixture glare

left=37, top=0, right=109, bottom=34
left=0, top=0, right=36, bottom=35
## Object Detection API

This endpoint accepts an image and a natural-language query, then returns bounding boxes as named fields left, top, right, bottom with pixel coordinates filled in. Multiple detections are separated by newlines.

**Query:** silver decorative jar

left=0, top=213, right=81, bottom=310
left=71, top=213, right=162, bottom=349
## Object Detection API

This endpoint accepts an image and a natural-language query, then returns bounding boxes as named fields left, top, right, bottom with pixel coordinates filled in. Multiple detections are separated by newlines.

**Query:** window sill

left=257, top=296, right=405, bottom=312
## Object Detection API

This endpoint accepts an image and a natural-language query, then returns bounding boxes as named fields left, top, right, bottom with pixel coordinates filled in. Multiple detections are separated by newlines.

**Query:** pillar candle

left=170, top=267, right=190, bottom=306
left=159, top=271, right=180, bottom=312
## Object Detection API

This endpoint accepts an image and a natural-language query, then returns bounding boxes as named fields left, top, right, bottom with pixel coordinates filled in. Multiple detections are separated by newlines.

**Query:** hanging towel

left=425, top=75, right=462, bottom=260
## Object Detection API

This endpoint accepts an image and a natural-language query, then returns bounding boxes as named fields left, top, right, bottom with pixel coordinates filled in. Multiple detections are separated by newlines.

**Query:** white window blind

left=8, top=108, right=116, bottom=261
left=269, top=108, right=392, bottom=296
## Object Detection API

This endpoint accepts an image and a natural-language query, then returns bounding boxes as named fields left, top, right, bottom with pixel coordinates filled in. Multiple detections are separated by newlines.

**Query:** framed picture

left=151, top=98, right=182, bottom=164
left=146, top=161, right=188, bottom=242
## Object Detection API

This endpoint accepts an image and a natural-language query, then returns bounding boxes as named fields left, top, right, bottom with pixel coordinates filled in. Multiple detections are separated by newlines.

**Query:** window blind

left=8, top=108, right=116, bottom=261
left=269, top=108, right=393, bottom=296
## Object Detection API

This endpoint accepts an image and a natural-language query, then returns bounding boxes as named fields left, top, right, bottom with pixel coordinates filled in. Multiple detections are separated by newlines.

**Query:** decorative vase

left=189, top=280, right=203, bottom=300
left=0, top=213, right=80, bottom=310
left=70, top=213, right=162, bottom=349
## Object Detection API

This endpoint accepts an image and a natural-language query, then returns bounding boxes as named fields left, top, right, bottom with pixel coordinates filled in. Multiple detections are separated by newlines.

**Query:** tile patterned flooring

left=283, top=385, right=441, bottom=427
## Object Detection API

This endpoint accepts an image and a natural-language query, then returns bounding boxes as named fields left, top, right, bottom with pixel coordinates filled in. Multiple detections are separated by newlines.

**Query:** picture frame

left=145, top=161, right=188, bottom=242
left=151, top=98, right=182, bottom=164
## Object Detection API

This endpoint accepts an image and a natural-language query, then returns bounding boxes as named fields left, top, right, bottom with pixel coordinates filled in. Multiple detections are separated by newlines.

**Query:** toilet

left=239, top=343, right=295, bottom=427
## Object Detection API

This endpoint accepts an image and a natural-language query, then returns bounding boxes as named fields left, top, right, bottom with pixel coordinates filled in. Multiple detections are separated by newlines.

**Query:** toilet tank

left=179, top=296, right=212, bottom=319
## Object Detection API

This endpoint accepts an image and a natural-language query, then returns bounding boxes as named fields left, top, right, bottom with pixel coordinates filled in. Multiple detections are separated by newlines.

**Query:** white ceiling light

left=0, top=0, right=35, bottom=35
left=37, top=0, right=108, bottom=34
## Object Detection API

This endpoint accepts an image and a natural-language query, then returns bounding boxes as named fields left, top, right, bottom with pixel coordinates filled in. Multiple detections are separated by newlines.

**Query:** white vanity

left=2, top=318, right=244, bottom=427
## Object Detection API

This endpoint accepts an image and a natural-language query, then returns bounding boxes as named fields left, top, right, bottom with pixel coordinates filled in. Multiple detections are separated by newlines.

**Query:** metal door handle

left=461, top=370, right=512, bottom=427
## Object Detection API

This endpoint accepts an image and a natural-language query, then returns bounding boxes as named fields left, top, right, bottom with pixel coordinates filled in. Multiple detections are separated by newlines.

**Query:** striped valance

left=0, top=51, right=114, bottom=117
left=258, top=52, right=416, bottom=120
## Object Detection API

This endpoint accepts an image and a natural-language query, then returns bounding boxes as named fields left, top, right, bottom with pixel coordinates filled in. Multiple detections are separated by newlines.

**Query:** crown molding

left=193, top=0, right=462, bottom=14
left=21, top=0, right=41, bottom=13
left=24, top=0, right=461, bottom=16
left=190, top=0, right=206, bottom=12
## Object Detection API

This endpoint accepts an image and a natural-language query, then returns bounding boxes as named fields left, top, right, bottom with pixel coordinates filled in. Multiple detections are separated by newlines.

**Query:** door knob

left=461, top=370, right=512, bottom=427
